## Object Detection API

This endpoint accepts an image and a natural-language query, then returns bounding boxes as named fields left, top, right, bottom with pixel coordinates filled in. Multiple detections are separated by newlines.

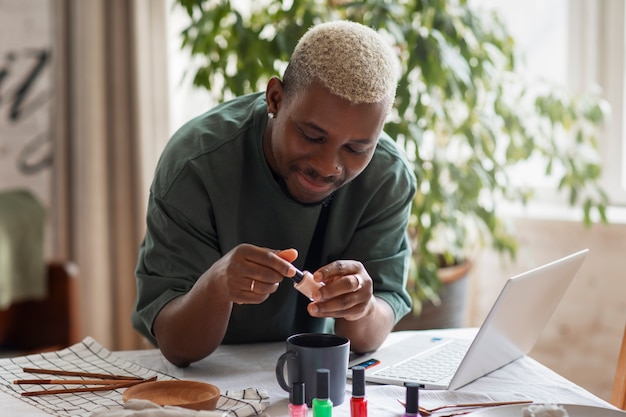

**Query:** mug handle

left=275, top=350, right=297, bottom=392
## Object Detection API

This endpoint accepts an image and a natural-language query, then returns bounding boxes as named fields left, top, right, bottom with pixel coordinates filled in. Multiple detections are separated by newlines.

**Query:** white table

left=0, top=329, right=621, bottom=416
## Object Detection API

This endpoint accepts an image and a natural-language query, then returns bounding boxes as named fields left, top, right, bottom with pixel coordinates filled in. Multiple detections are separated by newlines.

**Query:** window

left=472, top=0, right=626, bottom=215
left=166, top=0, right=215, bottom=136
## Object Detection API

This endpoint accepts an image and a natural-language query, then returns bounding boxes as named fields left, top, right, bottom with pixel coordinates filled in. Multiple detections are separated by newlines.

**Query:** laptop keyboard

left=372, top=339, right=471, bottom=383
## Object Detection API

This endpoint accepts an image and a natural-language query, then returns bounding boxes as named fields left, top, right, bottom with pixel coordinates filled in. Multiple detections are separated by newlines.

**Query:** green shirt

left=132, top=93, right=416, bottom=346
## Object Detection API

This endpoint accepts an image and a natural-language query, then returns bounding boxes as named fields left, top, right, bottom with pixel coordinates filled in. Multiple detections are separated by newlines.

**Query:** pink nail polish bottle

left=292, top=269, right=324, bottom=300
left=289, top=382, right=307, bottom=417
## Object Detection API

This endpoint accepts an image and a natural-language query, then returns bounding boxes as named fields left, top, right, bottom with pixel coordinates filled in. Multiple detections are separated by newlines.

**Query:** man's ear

left=265, top=76, right=284, bottom=114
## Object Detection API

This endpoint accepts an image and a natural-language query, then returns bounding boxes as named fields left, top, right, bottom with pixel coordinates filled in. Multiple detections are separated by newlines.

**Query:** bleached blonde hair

left=283, top=20, right=399, bottom=112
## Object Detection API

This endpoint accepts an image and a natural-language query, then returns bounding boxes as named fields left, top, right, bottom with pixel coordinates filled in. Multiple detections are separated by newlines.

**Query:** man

left=132, top=20, right=416, bottom=367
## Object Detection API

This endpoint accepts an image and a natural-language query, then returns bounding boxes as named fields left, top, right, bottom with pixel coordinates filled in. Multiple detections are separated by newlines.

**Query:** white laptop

left=348, top=249, right=589, bottom=390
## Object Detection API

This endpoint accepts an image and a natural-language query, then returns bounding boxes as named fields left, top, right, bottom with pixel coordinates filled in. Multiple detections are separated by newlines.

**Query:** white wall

left=470, top=217, right=626, bottom=402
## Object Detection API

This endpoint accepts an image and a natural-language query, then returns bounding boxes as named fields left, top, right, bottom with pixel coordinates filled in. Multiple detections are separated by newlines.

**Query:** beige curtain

left=52, top=0, right=169, bottom=350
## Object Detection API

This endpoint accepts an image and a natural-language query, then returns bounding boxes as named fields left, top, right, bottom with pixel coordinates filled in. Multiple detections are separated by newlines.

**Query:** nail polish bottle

left=350, top=366, right=367, bottom=417
left=403, top=383, right=422, bottom=417
left=292, top=269, right=324, bottom=300
left=289, top=382, right=307, bottom=417
left=312, top=368, right=333, bottom=417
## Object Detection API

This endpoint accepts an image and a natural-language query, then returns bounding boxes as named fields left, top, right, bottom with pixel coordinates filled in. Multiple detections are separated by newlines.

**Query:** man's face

left=264, top=80, right=388, bottom=205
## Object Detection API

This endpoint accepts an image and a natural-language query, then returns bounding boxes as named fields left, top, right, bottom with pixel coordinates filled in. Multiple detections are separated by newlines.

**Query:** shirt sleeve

left=132, top=165, right=220, bottom=345
left=354, top=181, right=415, bottom=324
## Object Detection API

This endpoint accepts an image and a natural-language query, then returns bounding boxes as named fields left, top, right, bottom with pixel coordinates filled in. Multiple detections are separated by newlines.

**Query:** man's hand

left=306, top=260, right=373, bottom=320
left=210, top=244, right=298, bottom=304
left=307, top=260, right=395, bottom=353
left=153, top=244, right=299, bottom=367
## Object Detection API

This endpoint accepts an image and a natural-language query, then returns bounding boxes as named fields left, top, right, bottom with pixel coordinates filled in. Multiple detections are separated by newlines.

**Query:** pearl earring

left=268, top=112, right=275, bottom=119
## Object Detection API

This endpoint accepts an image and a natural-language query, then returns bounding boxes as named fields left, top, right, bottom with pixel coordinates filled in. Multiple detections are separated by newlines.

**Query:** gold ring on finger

left=355, top=276, right=363, bottom=291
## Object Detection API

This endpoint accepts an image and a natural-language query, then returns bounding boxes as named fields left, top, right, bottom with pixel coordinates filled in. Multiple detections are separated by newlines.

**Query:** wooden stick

left=433, top=400, right=533, bottom=409
left=22, top=367, right=142, bottom=381
left=15, top=378, right=144, bottom=385
left=20, top=376, right=156, bottom=397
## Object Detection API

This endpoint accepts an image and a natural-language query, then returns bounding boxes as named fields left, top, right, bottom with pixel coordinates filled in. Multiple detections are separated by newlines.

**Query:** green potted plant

left=174, top=0, right=609, bottom=326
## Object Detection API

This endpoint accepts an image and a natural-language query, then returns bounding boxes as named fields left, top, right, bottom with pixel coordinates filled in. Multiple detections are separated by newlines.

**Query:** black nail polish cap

left=405, top=383, right=419, bottom=414
left=352, top=366, right=365, bottom=397
left=291, top=382, right=305, bottom=405
left=292, top=268, right=304, bottom=283
left=316, top=368, right=330, bottom=400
